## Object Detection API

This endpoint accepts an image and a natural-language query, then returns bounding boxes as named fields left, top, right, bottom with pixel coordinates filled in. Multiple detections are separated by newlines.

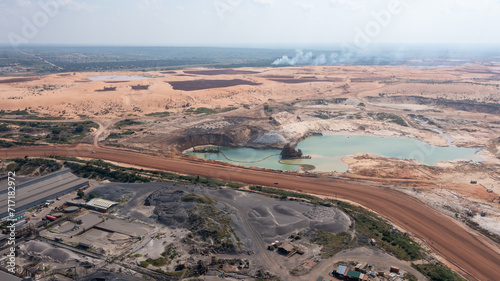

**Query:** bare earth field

left=1, top=65, right=500, bottom=280
left=166, top=79, right=262, bottom=91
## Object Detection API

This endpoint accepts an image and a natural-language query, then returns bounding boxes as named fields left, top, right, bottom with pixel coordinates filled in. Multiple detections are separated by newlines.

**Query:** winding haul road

left=1, top=144, right=499, bottom=281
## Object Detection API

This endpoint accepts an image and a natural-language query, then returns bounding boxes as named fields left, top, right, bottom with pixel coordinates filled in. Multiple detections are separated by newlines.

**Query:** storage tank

left=64, top=206, right=79, bottom=213
left=51, top=212, right=64, bottom=218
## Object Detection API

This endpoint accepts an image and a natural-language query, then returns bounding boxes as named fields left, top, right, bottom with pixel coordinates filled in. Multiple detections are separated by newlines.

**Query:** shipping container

left=46, top=215, right=57, bottom=221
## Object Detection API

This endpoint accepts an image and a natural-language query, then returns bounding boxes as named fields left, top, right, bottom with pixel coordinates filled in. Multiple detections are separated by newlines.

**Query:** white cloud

left=295, top=1, right=314, bottom=11
left=330, top=0, right=364, bottom=11
left=15, top=0, right=32, bottom=7
left=438, top=0, right=500, bottom=13
left=252, top=0, right=275, bottom=6
left=57, top=0, right=97, bottom=12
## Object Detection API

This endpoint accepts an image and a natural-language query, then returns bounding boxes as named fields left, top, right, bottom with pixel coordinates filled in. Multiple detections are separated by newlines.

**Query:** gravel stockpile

left=198, top=187, right=351, bottom=243
left=19, top=241, right=79, bottom=263
left=145, top=188, right=196, bottom=227
left=95, top=182, right=351, bottom=249
left=90, top=184, right=135, bottom=201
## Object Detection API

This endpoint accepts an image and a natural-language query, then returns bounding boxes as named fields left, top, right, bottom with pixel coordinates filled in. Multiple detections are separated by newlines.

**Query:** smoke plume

left=272, top=49, right=363, bottom=66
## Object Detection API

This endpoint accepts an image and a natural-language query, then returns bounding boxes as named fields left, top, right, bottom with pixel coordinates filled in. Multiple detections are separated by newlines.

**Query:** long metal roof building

left=0, top=270, right=23, bottom=281
left=0, top=169, right=88, bottom=218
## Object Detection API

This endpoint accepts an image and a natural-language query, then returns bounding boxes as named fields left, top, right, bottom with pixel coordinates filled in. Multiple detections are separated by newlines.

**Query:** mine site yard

left=0, top=64, right=499, bottom=281
left=0, top=172, right=434, bottom=281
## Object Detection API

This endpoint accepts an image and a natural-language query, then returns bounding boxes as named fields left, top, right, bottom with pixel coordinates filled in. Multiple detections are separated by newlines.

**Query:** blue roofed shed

left=336, top=265, right=348, bottom=276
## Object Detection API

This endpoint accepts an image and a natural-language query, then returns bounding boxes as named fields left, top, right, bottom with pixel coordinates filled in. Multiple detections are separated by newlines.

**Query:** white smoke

left=272, top=49, right=314, bottom=65
left=272, top=49, right=363, bottom=66
left=271, top=46, right=490, bottom=67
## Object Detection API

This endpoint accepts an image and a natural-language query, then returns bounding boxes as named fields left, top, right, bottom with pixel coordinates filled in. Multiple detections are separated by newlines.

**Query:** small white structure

left=86, top=198, right=118, bottom=212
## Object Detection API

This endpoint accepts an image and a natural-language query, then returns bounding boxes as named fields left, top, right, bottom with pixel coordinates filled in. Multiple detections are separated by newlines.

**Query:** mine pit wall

left=175, top=125, right=288, bottom=152
left=367, top=95, right=500, bottom=115
left=175, top=133, right=234, bottom=151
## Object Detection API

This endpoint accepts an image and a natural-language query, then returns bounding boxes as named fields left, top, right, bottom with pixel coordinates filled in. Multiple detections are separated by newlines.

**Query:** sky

left=1, top=0, right=500, bottom=47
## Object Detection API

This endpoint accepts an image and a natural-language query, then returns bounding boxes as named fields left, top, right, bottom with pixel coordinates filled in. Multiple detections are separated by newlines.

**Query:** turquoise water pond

left=186, top=135, right=479, bottom=172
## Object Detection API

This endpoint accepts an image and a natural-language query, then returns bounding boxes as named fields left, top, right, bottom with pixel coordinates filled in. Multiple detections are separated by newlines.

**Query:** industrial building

left=0, top=169, right=89, bottom=219
left=0, top=270, right=23, bottom=281
left=86, top=198, right=118, bottom=212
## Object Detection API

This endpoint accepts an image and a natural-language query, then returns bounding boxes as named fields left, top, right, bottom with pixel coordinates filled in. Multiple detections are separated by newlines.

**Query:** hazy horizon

left=1, top=0, right=500, bottom=47
left=3, top=42, right=500, bottom=49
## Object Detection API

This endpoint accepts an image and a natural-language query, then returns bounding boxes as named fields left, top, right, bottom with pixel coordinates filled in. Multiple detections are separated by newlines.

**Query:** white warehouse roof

left=86, top=198, right=118, bottom=210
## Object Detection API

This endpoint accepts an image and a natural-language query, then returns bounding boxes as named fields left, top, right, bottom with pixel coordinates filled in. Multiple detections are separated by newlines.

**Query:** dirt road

left=2, top=144, right=499, bottom=281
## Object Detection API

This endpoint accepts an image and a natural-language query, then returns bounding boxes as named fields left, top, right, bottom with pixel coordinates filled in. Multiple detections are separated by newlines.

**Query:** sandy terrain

left=1, top=64, right=500, bottom=280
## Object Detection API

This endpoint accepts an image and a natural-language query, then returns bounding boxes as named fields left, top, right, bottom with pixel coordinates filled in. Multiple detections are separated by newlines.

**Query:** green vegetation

left=0, top=109, right=30, bottom=116
left=145, top=111, right=171, bottom=117
left=412, top=263, right=466, bottom=281
left=407, top=80, right=455, bottom=84
left=0, top=140, right=35, bottom=148
left=174, top=174, right=237, bottom=188
left=3, top=158, right=62, bottom=176
left=161, top=246, right=179, bottom=261
left=0, top=123, right=10, bottom=132
left=437, top=98, right=500, bottom=110
left=186, top=203, right=240, bottom=253
left=312, top=112, right=345, bottom=120
left=0, top=109, right=63, bottom=120
left=185, top=107, right=237, bottom=115
left=348, top=208, right=419, bottom=260
left=106, top=130, right=135, bottom=139
left=0, top=120, right=98, bottom=145
left=338, top=203, right=422, bottom=261
left=226, top=182, right=244, bottom=189
left=181, top=193, right=216, bottom=204
left=7, top=156, right=243, bottom=188
left=315, top=113, right=331, bottom=119
left=64, top=160, right=152, bottom=183
left=140, top=256, right=168, bottom=268
left=114, top=119, right=142, bottom=128
left=405, top=273, right=418, bottom=281
left=87, top=193, right=99, bottom=199
left=369, top=112, right=408, bottom=127
left=0, top=46, right=284, bottom=74
left=310, top=230, right=352, bottom=258
left=313, top=98, right=347, bottom=105
left=249, top=186, right=316, bottom=201
left=77, top=190, right=85, bottom=198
